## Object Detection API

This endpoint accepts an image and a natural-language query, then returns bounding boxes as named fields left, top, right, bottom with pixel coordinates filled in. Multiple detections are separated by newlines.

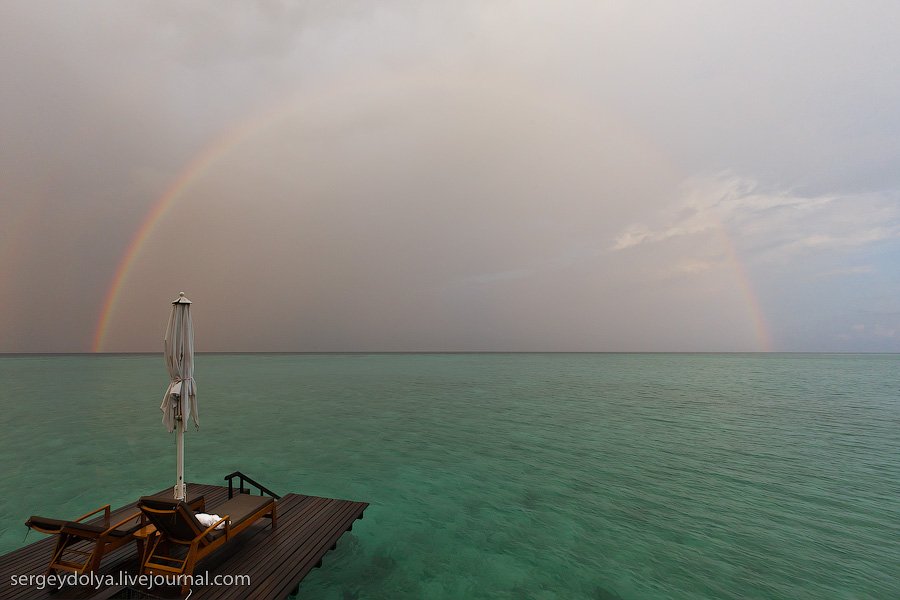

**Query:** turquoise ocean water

left=0, top=353, right=898, bottom=599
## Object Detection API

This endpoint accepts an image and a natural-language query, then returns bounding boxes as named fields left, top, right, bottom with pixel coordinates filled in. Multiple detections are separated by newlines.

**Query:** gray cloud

left=614, top=175, right=900, bottom=259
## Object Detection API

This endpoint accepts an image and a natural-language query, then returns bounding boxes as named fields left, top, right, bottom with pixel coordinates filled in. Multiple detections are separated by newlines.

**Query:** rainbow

left=718, top=228, right=773, bottom=352
left=91, top=76, right=774, bottom=353
left=91, top=119, right=264, bottom=352
left=92, top=78, right=364, bottom=352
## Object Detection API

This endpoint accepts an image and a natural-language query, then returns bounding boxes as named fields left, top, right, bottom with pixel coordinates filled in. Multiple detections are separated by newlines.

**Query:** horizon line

left=1, top=351, right=897, bottom=356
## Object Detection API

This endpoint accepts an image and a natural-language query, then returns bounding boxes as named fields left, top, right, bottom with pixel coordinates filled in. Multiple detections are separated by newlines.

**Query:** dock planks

left=0, top=483, right=367, bottom=599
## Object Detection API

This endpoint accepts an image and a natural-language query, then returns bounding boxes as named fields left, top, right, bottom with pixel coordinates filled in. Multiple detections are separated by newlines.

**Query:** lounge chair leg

left=86, top=546, right=103, bottom=574
left=141, top=536, right=162, bottom=575
left=46, top=536, right=65, bottom=576
left=271, top=504, right=277, bottom=530
left=47, top=533, right=75, bottom=575
left=181, top=555, right=198, bottom=598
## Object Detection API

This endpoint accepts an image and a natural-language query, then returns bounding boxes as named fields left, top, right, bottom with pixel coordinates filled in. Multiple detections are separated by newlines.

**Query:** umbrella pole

left=175, top=400, right=186, bottom=501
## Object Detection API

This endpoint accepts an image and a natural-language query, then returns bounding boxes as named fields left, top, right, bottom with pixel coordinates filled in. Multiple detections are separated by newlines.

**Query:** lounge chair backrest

left=25, top=516, right=69, bottom=535
left=138, top=497, right=206, bottom=544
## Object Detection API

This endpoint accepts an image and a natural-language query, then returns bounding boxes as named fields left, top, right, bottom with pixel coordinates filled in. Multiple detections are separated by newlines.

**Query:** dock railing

left=224, top=471, right=281, bottom=500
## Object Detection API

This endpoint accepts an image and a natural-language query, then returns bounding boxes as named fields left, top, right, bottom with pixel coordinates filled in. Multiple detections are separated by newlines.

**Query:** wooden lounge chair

left=25, top=504, right=142, bottom=575
left=138, top=494, right=276, bottom=595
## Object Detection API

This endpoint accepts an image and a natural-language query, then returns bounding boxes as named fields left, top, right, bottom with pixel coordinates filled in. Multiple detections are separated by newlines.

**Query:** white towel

left=195, top=513, right=227, bottom=529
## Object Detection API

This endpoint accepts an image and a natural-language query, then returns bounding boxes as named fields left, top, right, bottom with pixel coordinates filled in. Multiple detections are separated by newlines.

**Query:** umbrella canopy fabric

left=160, top=292, right=199, bottom=432
left=160, top=292, right=198, bottom=501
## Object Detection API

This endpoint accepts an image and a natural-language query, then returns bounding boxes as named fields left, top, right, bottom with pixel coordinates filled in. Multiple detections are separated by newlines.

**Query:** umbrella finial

left=173, top=292, right=192, bottom=304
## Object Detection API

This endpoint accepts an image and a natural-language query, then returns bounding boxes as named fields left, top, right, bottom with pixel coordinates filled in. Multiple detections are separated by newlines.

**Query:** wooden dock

left=0, top=481, right=368, bottom=599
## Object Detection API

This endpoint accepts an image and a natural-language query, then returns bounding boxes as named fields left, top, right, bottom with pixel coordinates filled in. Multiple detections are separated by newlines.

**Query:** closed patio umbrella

left=160, top=292, right=199, bottom=501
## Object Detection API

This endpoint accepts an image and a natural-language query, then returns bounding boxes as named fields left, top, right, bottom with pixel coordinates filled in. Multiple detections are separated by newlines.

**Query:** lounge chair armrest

left=102, top=511, right=142, bottom=535
left=198, top=515, right=230, bottom=539
left=73, top=504, right=111, bottom=524
left=189, top=514, right=230, bottom=554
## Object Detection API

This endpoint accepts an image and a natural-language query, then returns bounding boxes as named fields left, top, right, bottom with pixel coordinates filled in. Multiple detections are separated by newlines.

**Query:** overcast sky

left=2, top=0, right=899, bottom=352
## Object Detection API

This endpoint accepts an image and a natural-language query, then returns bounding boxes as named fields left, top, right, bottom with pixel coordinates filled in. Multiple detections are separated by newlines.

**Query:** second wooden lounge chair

left=137, top=494, right=276, bottom=594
